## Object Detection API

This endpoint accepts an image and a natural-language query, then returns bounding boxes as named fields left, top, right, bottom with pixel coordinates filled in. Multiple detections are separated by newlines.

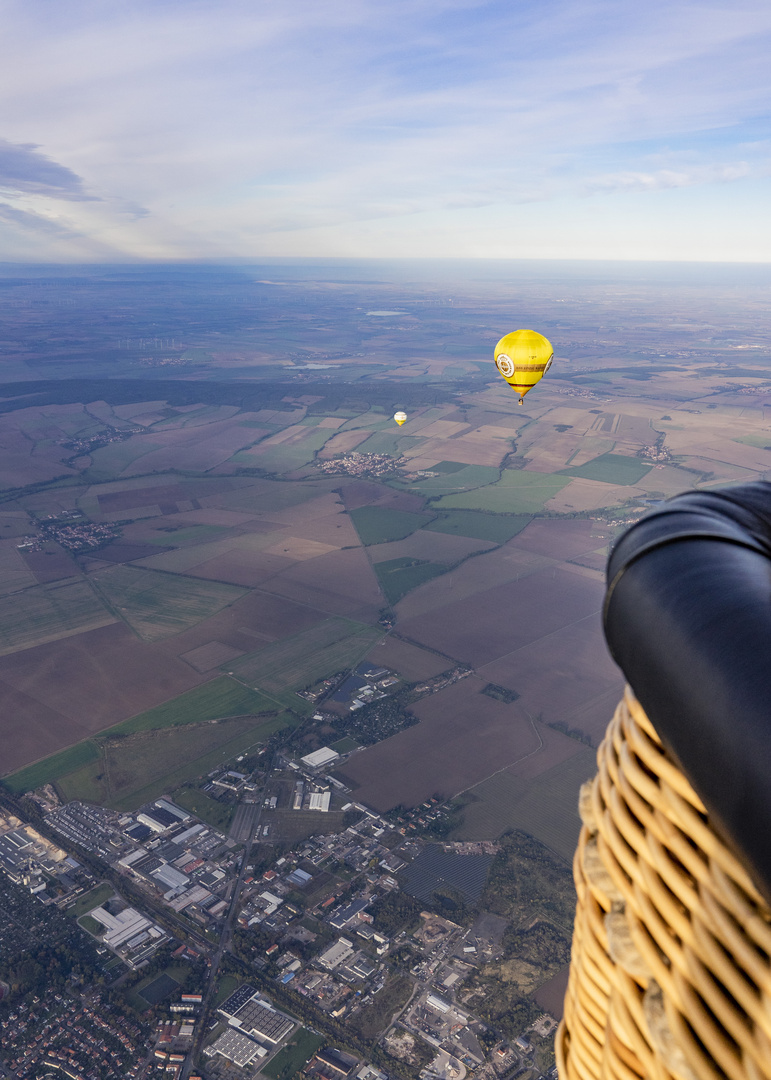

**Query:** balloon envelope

left=393, top=410, right=407, bottom=426
left=494, top=329, right=553, bottom=401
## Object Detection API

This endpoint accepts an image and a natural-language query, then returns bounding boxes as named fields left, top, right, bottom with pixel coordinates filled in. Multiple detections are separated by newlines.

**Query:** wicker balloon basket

left=556, top=687, right=771, bottom=1080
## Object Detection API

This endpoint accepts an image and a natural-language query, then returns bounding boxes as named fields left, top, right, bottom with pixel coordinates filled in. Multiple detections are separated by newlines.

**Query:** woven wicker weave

left=556, top=687, right=771, bottom=1080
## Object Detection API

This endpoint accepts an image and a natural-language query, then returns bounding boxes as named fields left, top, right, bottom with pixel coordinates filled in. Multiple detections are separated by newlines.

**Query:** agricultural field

left=229, top=618, right=384, bottom=697
left=348, top=506, right=431, bottom=545
left=3, top=740, right=101, bottom=794
left=560, top=452, right=652, bottom=485
left=58, top=710, right=296, bottom=810
left=451, top=747, right=598, bottom=862
left=373, top=557, right=446, bottom=605
left=395, top=564, right=603, bottom=667
left=0, top=578, right=114, bottom=656
left=2, top=676, right=272, bottom=792
left=362, top=635, right=452, bottom=681
left=92, top=564, right=245, bottom=641
left=365, top=528, right=495, bottom=568
left=104, top=676, right=273, bottom=735
left=423, top=510, right=532, bottom=543
left=435, top=469, right=571, bottom=513
left=336, top=678, right=543, bottom=810
left=399, top=463, right=501, bottom=496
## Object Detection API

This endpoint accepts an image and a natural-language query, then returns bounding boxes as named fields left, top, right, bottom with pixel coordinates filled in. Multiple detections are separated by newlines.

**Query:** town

left=0, top=724, right=562, bottom=1080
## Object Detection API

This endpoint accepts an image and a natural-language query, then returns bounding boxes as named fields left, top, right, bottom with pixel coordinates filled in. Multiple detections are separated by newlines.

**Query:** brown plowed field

left=185, top=549, right=294, bottom=586
left=21, top=545, right=79, bottom=583
left=91, top=543, right=171, bottom=563
left=266, top=492, right=344, bottom=524
left=338, top=481, right=425, bottom=513
left=261, top=547, right=383, bottom=619
left=156, top=590, right=327, bottom=656
left=0, top=682, right=90, bottom=775
left=476, top=615, right=621, bottom=727
left=0, top=622, right=204, bottom=734
left=335, top=679, right=543, bottom=809
left=393, top=545, right=551, bottom=620
left=180, top=640, right=244, bottom=672
left=507, top=518, right=607, bottom=559
left=501, top=722, right=585, bottom=782
left=97, top=479, right=236, bottom=512
left=558, top=684, right=624, bottom=746
left=319, top=431, right=372, bottom=458
left=396, top=566, right=603, bottom=666
left=121, top=422, right=263, bottom=475
left=362, top=635, right=452, bottom=681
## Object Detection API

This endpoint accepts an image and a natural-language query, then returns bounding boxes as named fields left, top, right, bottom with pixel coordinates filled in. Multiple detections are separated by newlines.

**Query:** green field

left=374, top=557, right=446, bottom=605
left=560, top=452, right=652, bottom=485
left=435, top=470, right=570, bottom=513
left=173, top=785, right=237, bottom=832
left=349, top=506, right=430, bottom=545
left=430, top=460, right=467, bottom=473
left=3, top=739, right=100, bottom=790
left=6, top=677, right=284, bottom=798
left=262, top=1029, right=324, bottom=1080
left=0, top=578, right=113, bottom=657
left=213, top=975, right=241, bottom=1007
left=67, top=883, right=114, bottom=919
left=734, top=434, right=771, bottom=449
left=450, top=748, right=597, bottom=862
left=423, top=510, right=531, bottom=543
left=230, top=618, right=383, bottom=697
left=401, top=463, right=501, bottom=496
left=59, top=711, right=296, bottom=811
left=330, top=736, right=360, bottom=753
left=232, top=427, right=332, bottom=474
left=92, top=565, right=244, bottom=641
left=79, top=914, right=104, bottom=936
left=85, top=438, right=164, bottom=480
left=111, top=677, right=276, bottom=735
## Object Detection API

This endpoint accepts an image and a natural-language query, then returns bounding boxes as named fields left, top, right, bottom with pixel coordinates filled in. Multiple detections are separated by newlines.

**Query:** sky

left=2, top=0, right=771, bottom=263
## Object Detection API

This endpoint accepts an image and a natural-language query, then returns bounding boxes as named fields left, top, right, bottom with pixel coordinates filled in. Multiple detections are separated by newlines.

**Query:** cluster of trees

left=481, top=683, right=520, bottom=704
left=369, top=891, right=423, bottom=936
left=548, top=718, right=594, bottom=746
left=480, top=829, right=576, bottom=928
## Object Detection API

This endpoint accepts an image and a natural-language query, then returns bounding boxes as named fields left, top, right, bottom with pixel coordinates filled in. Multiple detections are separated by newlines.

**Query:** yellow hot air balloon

left=494, top=329, right=553, bottom=403
left=393, top=410, right=408, bottom=427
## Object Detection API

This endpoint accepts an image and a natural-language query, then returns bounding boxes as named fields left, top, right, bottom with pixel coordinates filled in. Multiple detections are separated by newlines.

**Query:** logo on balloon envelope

left=495, top=354, right=515, bottom=378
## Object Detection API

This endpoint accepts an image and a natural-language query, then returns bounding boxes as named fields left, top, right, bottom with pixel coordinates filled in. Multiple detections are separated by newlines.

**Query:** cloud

left=0, top=138, right=96, bottom=200
left=582, top=162, right=753, bottom=196
left=2, top=0, right=771, bottom=258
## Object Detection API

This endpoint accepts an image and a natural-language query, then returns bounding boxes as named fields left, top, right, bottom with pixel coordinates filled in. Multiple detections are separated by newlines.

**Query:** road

left=182, top=790, right=264, bottom=1078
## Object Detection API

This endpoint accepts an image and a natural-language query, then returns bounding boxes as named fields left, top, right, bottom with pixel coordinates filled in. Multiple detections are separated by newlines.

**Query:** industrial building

left=209, top=1028, right=267, bottom=1068
left=301, top=747, right=340, bottom=770
left=218, top=987, right=294, bottom=1045
left=318, top=938, right=355, bottom=970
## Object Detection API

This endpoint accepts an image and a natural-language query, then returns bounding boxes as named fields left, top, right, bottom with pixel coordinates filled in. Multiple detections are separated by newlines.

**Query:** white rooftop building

left=300, top=747, right=340, bottom=770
